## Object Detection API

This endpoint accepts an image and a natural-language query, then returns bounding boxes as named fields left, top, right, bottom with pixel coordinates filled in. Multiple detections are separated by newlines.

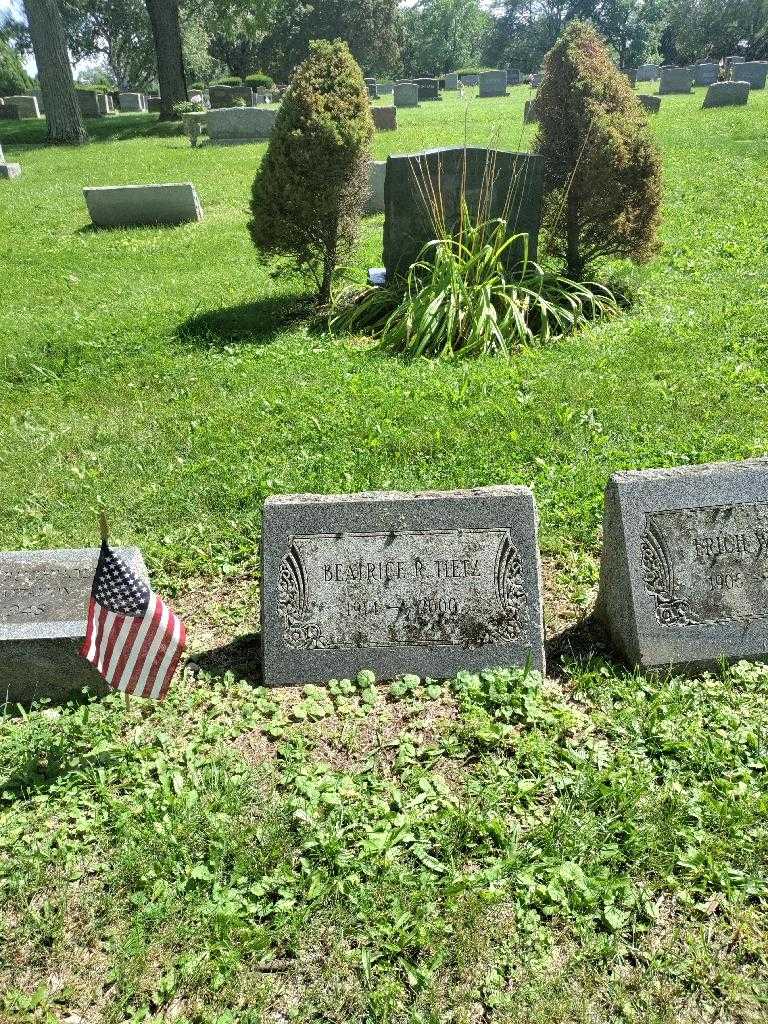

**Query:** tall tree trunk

left=23, top=0, right=87, bottom=146
left=145, top=0, right=188, bottom=119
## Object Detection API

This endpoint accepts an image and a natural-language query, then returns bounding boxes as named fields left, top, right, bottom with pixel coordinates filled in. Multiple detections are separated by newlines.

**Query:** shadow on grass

left=0, top=114, right=182, bottom=152
left=191, top=633, right=262, bottom=686
left=177, top=294, right=313, bottom=349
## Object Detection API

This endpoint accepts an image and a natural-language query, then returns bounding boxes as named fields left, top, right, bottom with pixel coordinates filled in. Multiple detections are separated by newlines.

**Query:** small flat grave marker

left=261, top=486, right=545, bottom=685
left=83, top=183, right=203, bottom=228
left=596, top=459, right=768, bottom=672
left=0, top=547, right=148, bottom=703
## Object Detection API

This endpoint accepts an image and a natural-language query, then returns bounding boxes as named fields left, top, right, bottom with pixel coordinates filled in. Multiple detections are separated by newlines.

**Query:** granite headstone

left=83, top=183, right=204, bottom=227
left=659, top=66, right=693, bottom=94
left=382, top=146, right=544, bottom=281
left=702, top=80, right=750, bottom=107
left=596, top=459, right=768, bottom=672
left=0, top=547, right=148, bottom=703
left=478, top=70, right=508, bottom=97
left=207, top=105, right=277, bottom=142
left=736, top=62, right=768, bottom=89
left=638, top=94, right=662, bottom=113
left=261, top=486, right=545, bottom=686
left=394, top=82, right=419, bottom=108
left=694, top=63, right=719, bottom=86
left=372, top=106, right=397, bottom=131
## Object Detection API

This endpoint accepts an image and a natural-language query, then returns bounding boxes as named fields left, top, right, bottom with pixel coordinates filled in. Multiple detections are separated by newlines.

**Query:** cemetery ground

left=1, top=87, right=768, bottom=1022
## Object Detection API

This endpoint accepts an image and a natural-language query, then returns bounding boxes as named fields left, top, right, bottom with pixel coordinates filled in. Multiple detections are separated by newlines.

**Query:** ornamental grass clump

left=249, top=39, right=374, bottom=305
left=331, top=199, right=618, bottom=359
left=534, top=21, right=663, bottom=279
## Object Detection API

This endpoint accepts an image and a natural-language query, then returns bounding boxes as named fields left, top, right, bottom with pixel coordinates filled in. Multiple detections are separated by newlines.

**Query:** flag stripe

left=114, top=594, right=161, bottom=693
left=149, top=613, right=184, bottom=700
left=80, top=597, right=98, bottom=659
left=104, top=614, right=134, bottom=684
left=92, top=605, right=111, bottom=670
left=132, top=601, right=170, bottom=697
left=106, top=613, right=145, bottom=687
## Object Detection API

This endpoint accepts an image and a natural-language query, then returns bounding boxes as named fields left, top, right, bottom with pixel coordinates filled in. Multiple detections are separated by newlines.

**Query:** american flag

left=80, top=543, right=186, bottom=700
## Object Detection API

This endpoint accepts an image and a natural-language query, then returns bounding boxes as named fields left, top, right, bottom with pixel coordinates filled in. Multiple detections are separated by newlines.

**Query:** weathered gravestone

left=694, top=63, right=719, bottom=86
left=596, top=459, right=768, bottom=673
left=444, top=72, right=459, bottom=90
left=207, top=105, right=277, bottom=143
left=119, top=92, right=147, bottom=112
left=460, top=74, right=479, bottom=86
left=638, top=94, right=662, bottom=113
left=96, top=92, right=115, bottom=115
left=478, top=70, right=508, bottom=97
left=736, top=62, right=768, bottom=89
left=393, top=82, right=419, bottom=108
left=378, top=82, right=395, bottom=94
left=372, top=106, right=396, bottom=131
left=208, top=84, right=254, bottom=108
left=659, top=66, right=693, bottom=94
left=0, top=141, right=21, bottom=179
left=507, top=69, right=522, bottom=85
left=702, top=80, right=750, bottom=108
left=83, top=183, right=203, bottom=228
left=636, top=64, right=660, bottom=81
left=261, top=486, right=545, bottom=686
left=382, top=146, right=544, bottom=282
left=76, top=91, right=103, bottom=117
left=4, top=95, right=42, bottom=119
left=364, top=77, right=378, bottom=99
left=415, top=78, right=440, bottom=100
left=0, top=547, right=148, bottom=704
left=523, top=97, right=539, bottom=123
left=366, top=160, right=386, bottom=213
left=0, top=100, right=21, bottom=120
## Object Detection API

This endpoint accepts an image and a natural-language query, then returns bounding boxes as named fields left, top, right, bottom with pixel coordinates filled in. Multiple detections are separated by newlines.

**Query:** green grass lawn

left=1, top=87, right=768, bottom=1022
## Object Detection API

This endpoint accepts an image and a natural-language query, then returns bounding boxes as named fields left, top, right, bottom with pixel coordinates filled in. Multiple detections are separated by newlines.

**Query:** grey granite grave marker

left=523, top=97, right=539, bottom=123
left=508, top=69, right=522, bottom=85
left=638, top=94, right=662, bottom=113
left=261, top=486, right=545, bottom=686
left=0, top=547, right=148, bottom=703
left=736, top=62, right=768, bottom=88
left=119, top=92, right=147, bottom=112
left=415, top=78, right=440, bottom=100
left=378, top=81, right=395, bottom=94
left=366, top=160, right=386, bottom=213
left=364, top=77, right=378, bottom=99
left=208, top=84, right=254, bottom=108
left=394, top=82, right=419, bottom=108
left=636, top=64, right=660, bottom=81
left=460, top=74, right=479, bottom=86
left=383, top=146, right=544, bottom=282
left=372, top=105, right=396, bottom=131
left=83, top=183, right=203, bottom=227
left=4, top=95, right=42, bottom=119
left=596, top=459, right=768, bottom=672
left=702, top=80, right=750, bottom=107
left=444, top=72, right=459, bottom=90
left=148, top=96, right=162, bottom=113
left=694, top=63, right=718, bottom=86
left=478, top=70, right=508, bottom=97
left=0, top=141, right=21, bottom=179
left=207, top=105, right=277, bottom=142
left=77, top=90, right=103, bottom=117
left=659, top=66, right=693, bottom=94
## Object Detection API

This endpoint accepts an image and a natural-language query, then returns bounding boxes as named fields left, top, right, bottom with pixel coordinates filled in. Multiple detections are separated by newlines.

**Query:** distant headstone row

left=7, top=458, right=768, bottom=700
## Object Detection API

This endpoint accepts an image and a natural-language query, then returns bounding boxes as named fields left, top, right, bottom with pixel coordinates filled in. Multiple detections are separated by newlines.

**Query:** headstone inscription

left=393, top=82, right=419, bottom=108
left=207, top=106, right=278, bottom=143
left=119, top=92, right=147, bottom=112
left=702, top=80, right=750, bottom=107
left=372, top=106, right=396, bottom=131
left=659, top=66, right=693, bottom=94
left=736, top=62, right=768, bottom=89
left=0, top=141, right=21, bottom=179
left=596, top=459, right=768, bottom=673
left=638, top=94, right=662, bottom=113
left=0, top=547, right=148, bottom=703
left=4, top=95, right=42, bottom=119
left=444, top=72, right=459, bottom=90
left=382, top=146, right=544, bottom=282
left=478, top=70, right=508, bottom=97
left=261, top=486, right=546, bottom=686
left=83, top=183, right=204, bottom=228
left=694, top=63, right=718, bottom=86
